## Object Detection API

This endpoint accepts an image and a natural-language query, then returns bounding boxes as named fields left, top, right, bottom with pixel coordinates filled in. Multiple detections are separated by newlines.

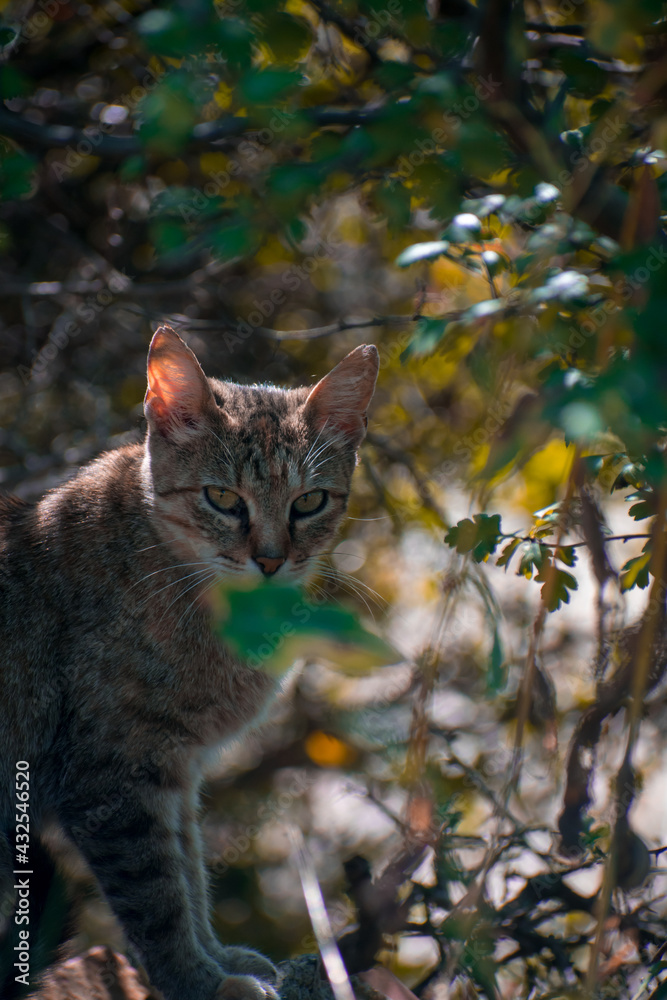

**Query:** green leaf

left=529, top=269, right=590, bottom=304
left=214, top=17, right=254, bottom=68
left=555, top=545, right=577, bottom=567
left=471, top=514, right=503, bottom=562
left=445, top=514, right=502, bottom=562
left=445, top=517, right=476, bottom=553
left=534, top=182, right=560, bottom=204
left=239, top=68, right=302, bottom=105
left=136, top=9, right=184, bottom=55
left=209, top=220, right=258, bottom=260
left=553, top=49, right=607, bottom=99
left=517, top=541, right=549, bottom=579
left=150, top=219, right=186, bottom=254
left=402, top=317, right=449, bottom=359
left=496, top=537, right=521, bottom=570
left=533, top=502, right=564, bottom=523
left=213, top=583, right=400, bottom=676
left=445, top=213, right=482, bottom=242
left=540, top=568, right=578, bottom=611
left=260, top=12, right=311, bottom=62
left=628, top=502, right=654, bottom=521
left=395, top=241, right=450, bottom=267
left=465, top=299, right=505, bottom=321
left=461, top=194, right=505, bottom=217
left=620, top=551, right=651, bottom=591
left=139, top=77, right=197, bottom=155
left=267, top=163, right=321, bottom=219
left=0, top=65, right=31, bottom=99
left=480, top=249, right=507, bottom=276
left=0, top=25, right=17, bottom=47
left=0, top=149, right=36, bottom=200
left=119, top=155, right=147, bottom=182
left=612, top=463, right=644, bottom=491
left=374, top=182, right=411, bottom=234
left=373, top=60, right=415, bottom=91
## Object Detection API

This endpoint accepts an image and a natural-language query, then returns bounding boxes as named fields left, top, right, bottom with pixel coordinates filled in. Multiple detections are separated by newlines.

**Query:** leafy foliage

left=214, top=583, right=399, bottom=674
left=3, top=0, right=667, bottom=996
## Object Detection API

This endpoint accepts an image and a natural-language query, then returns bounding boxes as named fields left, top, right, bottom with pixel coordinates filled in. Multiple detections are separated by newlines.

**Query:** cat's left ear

left=304, top=344, right=379, bottom=445
left=145, top=325, right=215, bottom=439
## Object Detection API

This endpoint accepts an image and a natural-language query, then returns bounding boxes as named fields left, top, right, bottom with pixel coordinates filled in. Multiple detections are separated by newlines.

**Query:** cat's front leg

left=60, top=791, right=278, bottom=1000
left=178, top=787, right=278, bottom=987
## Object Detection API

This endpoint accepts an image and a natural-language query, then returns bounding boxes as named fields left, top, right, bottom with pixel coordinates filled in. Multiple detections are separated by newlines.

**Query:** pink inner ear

left=305, top=345, right=379, bottom=437
left=145, top=327, right=210, bottom=433
left=307, top=382, right=366, bottom=434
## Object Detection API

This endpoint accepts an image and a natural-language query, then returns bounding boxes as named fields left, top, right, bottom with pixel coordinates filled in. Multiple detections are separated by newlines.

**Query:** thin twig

left=509, top=449, right=582, bottom=793
left=585, top=488, right=667, bottom=992
left=258, top=315, right=417, bottom=341
left=510, top=532, right=652, bottom=549
left=0, top=105, right=382, bottom=157
left=290, top=827, right=357, bottom=1000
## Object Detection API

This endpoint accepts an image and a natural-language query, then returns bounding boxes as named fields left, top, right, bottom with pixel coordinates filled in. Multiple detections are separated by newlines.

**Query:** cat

left=0, top=325, right=379, bottom=1000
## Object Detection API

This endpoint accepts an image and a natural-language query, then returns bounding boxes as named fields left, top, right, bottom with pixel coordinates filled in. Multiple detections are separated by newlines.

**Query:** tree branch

left=0, top=107, right=379, bottom=159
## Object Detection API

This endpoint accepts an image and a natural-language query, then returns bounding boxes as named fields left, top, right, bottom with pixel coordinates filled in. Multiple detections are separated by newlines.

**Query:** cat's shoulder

left=0, top=492, right=31, bottom=520
left=0, top=493, right=32, bottom=549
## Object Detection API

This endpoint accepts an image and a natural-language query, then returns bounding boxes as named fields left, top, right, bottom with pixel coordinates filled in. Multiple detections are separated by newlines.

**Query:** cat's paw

left=219, top=946, right=278, bottom=984
left=215, top=973, right=280, bottom=1000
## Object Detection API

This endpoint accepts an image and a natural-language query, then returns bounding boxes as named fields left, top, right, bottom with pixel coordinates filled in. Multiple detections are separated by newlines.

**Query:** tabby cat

left=0, top=326, right=379, bottom=1000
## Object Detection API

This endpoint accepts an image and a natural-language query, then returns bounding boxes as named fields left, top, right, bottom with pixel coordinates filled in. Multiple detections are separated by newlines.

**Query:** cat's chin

left=217, top=561, right=313, bottom=589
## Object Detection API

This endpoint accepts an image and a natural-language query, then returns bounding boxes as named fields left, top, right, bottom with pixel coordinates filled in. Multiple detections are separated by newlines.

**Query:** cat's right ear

left=304, top=344, right=379, bottom=447
left=144, top=326, right=214, bottom=439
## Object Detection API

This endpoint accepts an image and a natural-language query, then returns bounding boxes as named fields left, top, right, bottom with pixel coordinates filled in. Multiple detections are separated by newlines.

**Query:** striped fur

left=0, top=327, right=379, bottom=1000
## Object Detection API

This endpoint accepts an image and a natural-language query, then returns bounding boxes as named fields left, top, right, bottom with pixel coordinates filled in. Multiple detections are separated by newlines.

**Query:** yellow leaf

left=200, top=152, right=230, bottom=176
left=214, top=83, right=233, bottom=110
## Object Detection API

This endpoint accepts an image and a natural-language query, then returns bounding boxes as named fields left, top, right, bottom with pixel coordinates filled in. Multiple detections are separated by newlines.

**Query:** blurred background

left=3, top=0, right=667, bottom=996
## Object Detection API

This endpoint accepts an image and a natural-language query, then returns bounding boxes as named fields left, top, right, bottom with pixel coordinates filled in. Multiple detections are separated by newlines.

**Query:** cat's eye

left=204, top=486, right=240, bottom=512
left=292, top=490, right=326, bottom=516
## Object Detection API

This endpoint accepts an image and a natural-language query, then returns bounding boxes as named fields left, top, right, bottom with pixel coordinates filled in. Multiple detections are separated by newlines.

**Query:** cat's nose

left=254, top=555, right=286, bottom=576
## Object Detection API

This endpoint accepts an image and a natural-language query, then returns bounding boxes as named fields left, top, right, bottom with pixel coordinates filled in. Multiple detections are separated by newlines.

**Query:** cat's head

left=142, top=325, right=379, bottom=585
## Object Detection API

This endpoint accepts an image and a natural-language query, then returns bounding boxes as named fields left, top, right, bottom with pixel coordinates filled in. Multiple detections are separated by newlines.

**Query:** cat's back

left=0, top=446, right=149, bottom=789
left=0, top=492, right=32, bottom=556
left=0, top=491, right=41, bottom=623
left=0, top=488, right=62, bottom=814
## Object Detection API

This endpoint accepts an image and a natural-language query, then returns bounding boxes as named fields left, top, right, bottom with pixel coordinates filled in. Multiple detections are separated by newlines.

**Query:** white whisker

left=160, top=569, right=217, bottom=621
left=307, top=437, right=337, bottom=469
left=316, top=562, right=389, bottom=616
left=303, top=421, right=329, bottom=467
left=315, top=566, right=377, bottom=620
left=135, top=539, right=180, bottom=553
left=131, top=561, right=211, bottom=590
left=175, top=573, right=220, bottom=630
left=150, top=566, right=214, bottom=602
left=204, top=427, right=235, bottom=465
left=347, top=515, right=393, bottom=521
